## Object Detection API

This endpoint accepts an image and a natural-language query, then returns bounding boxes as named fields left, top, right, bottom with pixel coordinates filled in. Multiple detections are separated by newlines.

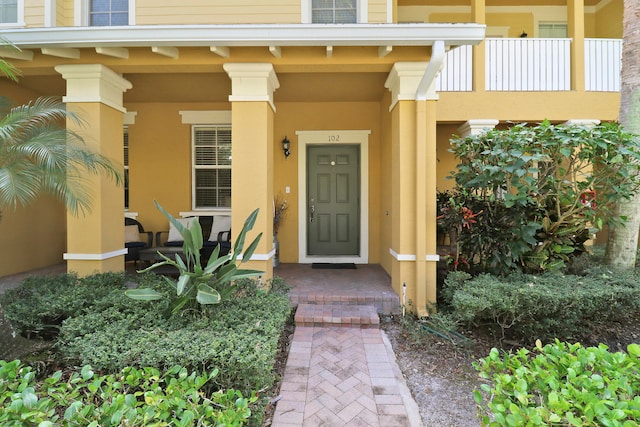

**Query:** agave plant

left=126, top=201, right=264, bottom=315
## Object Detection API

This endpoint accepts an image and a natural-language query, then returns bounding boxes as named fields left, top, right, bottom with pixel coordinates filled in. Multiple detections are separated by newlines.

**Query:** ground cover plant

left=1, top=273, right=291, bottom=426
left=475, top=341, right=640, bottom=426
left=0, top=360, right=256, bottom=426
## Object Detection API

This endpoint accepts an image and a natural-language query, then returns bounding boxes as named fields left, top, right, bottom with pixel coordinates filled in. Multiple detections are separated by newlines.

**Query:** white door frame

left=296, top=130, right=370, bottom=264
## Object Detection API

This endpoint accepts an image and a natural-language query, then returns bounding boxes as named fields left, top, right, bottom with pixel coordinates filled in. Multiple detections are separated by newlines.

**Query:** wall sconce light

left=282, top=136, right=291, bottom=158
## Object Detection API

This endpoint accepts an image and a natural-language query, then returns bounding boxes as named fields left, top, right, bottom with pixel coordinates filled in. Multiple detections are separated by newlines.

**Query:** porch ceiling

left=12, top=71, right=389, bottom=103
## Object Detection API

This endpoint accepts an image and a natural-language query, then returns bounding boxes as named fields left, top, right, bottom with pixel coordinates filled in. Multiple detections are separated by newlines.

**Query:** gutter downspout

left=414, top=40, right=445, bottom=317
left=416, top=40, right=445, bottom=101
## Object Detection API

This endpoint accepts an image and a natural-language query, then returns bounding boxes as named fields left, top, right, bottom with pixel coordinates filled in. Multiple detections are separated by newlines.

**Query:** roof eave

left=2, top=23, right=486, bottom=49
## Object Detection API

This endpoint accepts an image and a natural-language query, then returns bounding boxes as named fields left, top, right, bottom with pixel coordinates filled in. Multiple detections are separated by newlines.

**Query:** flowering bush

left=448, top=121, right=640, bottom=273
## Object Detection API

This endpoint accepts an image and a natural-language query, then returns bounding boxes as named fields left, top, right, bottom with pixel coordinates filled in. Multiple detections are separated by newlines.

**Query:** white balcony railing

left=585, top=38, right=622, bottom=92
left=486, top=38, right=571, bottom=91
left=435, top=45, right=473, bottom=92
left=436, top=38, right=621, bottom=93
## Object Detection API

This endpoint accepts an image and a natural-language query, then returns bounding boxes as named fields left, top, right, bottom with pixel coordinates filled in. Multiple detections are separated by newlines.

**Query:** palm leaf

left=0, top=97, right=121, bottom=216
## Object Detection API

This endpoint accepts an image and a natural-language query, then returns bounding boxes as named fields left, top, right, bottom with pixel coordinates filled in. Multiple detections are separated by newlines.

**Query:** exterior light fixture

left=282, top=136, right=291, bottom=158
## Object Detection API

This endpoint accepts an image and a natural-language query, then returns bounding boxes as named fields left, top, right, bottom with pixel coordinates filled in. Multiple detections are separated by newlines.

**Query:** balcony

left=436, top=38, right=622, bottom=93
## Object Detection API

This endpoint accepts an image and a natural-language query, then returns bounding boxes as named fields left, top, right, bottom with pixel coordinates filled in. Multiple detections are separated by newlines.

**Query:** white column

left=457, top=119, right=499, bottom=137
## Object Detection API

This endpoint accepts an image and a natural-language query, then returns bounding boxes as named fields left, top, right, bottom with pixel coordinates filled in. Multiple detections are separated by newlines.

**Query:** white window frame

left=191, top=125, right=232, bottom=211
left=75, top=0, right=135, bottom=26
left=180, top=111, right=232, bottom=211
left=123, top=126, right=129, bottom=210
left=0, top=0, right=25, bottom=28
left=301, top=0, right=367, bottom=24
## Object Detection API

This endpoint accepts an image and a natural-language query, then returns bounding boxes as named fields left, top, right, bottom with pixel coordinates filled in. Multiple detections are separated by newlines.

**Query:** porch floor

left=274, top=263, right=400, bottom=315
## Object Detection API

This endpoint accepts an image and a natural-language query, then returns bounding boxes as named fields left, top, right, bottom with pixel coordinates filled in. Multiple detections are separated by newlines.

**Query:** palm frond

left=0, top=96, right=122, bottom=216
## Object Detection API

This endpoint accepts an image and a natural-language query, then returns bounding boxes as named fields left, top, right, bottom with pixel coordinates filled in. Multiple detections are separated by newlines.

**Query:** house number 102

left=328, top=135, right=341, bottom=142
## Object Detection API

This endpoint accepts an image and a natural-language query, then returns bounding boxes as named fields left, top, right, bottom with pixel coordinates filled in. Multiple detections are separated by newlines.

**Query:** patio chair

left=155, top=215, right=232, bottom=263
left=125, top=217, right=154, bottom=265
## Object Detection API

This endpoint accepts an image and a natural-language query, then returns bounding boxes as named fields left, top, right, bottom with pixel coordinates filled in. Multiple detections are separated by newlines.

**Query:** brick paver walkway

left=272, top=326, right=422, bottom=427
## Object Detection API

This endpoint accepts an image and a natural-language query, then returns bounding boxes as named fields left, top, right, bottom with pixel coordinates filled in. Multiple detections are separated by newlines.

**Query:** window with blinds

left=193, top=125, right=232, bottom=209
left=539, top=23, right=568, bottom=38
left=124, top=126, right=129, bottom=209
left=312, top=0, right=356, bottom=24
left=0, top=0, right=18, bottom=24
left=90, top=0, right=128, bottom=26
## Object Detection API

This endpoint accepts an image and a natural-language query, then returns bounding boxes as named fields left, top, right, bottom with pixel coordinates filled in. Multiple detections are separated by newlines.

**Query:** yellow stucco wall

left=268, top=101, right=384, bottom=264
left=436, top=124, right=461, bottom=193
left=0, top=196, right=66, bottom=276
left=125, top=102, right=230, bottom=233
left=123, top=100, right=384, bottom=265
left=595, top=0, right=622, bottom=38
left=437, top=91, right=620, bottom=123
left=0, top=83, right=67, bottom=277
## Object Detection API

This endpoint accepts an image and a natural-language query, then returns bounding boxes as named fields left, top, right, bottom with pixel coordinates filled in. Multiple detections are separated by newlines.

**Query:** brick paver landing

left=272, top=326, right=422, bottom=427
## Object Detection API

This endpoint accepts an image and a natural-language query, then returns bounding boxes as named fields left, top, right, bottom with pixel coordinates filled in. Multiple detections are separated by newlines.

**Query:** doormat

left=312, top=263, right=357, bottom=269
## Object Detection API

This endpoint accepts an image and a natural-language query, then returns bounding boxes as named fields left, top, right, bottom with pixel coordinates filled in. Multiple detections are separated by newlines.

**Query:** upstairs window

left=539, top=22, right=568, bottom=38
left=192, top=125, right=232, bottom=209
left=312, top=0, right=356, bottom=24
left=0, top=0, right=19, bottom=24
left=90, top=0, right=128, bottom=26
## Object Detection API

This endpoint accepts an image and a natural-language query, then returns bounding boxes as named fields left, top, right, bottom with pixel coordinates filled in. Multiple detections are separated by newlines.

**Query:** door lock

left=309, top=198, right=315, bottom=223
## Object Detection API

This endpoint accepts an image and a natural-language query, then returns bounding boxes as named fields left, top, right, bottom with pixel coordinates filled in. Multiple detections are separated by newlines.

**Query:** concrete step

left=294, top=303, right=380, bottom=329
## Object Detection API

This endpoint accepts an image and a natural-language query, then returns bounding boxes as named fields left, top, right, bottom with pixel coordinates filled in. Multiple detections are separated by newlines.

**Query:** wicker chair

left=125, top=217, right=153, bottom=265
left=155, top=216, right=232, bottom=263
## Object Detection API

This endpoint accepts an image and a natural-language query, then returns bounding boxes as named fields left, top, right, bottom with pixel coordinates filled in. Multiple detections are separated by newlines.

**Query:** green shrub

left=474, top=341, right=640, bottom=426
left=59, top=279, right=292, bottom=394
left=448, top=121, right=640, bottom=274
left=445, top=269, right=640, bottom=343
left=437, top=190, right=537, bottom=275
left=0, top=272, right=126, bottom=338
left=0, top=359, right=257, bottom=426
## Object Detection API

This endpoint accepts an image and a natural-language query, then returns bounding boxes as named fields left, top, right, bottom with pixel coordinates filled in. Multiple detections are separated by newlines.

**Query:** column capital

left=457, top=119, right=499, bottom=137
left=384, top=62, right=429, bottom=111
left=55, top=64, right=131, bottom=112
left=564, top=119, right=600, bottom=128
left=223, top=63, right=280, bottom=111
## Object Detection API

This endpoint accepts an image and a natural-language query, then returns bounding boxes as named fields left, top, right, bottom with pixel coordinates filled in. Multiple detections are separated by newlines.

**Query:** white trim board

left=296, top=130, right=370, bottom=264
left=63, top=248, right=128, bottom=260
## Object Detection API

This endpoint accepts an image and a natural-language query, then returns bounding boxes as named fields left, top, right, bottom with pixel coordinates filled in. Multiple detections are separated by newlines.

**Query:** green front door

left=307, top=144, right=360, bottom=256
